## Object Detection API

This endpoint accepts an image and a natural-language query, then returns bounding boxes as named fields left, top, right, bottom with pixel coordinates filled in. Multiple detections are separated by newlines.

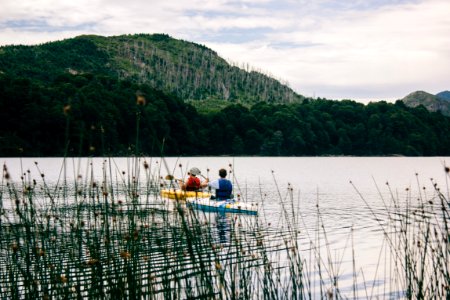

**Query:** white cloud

left=205, top=0, right=450, bottom=100
left=0, top=0, right=449, bottom=101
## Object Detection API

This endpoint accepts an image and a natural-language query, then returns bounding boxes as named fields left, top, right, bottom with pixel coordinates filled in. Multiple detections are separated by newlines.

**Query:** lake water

left=1, top=156, right=449, bottom=298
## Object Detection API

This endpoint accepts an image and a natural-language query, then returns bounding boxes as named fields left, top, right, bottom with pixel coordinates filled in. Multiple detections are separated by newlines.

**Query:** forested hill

left=1, top=34, right=450, bottom=157
left=1, top=70, right=450, bottom=157
left=0, top=33, right=302, bottom=105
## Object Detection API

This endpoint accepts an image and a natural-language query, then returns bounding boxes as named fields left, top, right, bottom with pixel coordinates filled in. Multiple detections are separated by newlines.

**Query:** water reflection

left=215, top=212, right=231, bottom=244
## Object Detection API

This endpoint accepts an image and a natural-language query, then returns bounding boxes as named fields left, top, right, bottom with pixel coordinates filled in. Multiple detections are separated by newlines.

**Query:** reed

left=350, top=168, right=450, bottom=299
left=1, top=159, right=450, bottom=299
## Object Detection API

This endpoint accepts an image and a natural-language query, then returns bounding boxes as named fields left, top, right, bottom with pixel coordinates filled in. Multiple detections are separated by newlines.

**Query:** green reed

left=351, top=168, right=450, bottom=299
left=0, top=157, right=293, bottom=299
left=1, top=156, right=450, bottom=299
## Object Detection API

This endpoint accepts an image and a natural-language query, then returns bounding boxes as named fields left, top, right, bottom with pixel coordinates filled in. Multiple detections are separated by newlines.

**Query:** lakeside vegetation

left=1, top=71, right=450, bottom=157
left=1, top=157, right=449, bottom=299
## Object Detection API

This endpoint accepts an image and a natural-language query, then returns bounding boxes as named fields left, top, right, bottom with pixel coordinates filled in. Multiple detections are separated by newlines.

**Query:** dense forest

left=1, top=72, right=450, bottom=157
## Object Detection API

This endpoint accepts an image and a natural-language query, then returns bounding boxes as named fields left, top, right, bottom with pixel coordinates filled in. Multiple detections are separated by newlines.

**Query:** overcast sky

left=1, top=0, right=449, bottom=102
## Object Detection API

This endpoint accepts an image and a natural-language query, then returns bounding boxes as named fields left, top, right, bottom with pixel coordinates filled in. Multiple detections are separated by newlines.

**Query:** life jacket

left=216, top=178, right=232, bottom=200
left=186, top=176, right=201, bottom=191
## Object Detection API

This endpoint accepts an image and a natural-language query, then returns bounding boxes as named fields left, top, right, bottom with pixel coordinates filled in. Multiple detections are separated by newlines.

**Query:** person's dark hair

left=219, top=168, right=227, bottom=178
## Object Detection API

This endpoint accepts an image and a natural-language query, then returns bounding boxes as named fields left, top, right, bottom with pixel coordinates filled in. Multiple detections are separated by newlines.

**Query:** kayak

left=160, top=189, right=211, bottom=200
left=186, top=197, right=258, bottom=215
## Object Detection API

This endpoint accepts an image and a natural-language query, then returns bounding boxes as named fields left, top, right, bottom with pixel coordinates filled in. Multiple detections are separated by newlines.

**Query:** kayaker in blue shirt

left=202, top=168, right=233, bottom=200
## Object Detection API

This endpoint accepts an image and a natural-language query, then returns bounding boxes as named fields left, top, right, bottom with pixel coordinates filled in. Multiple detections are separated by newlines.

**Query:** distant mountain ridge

left=436, top=91, right=450, bottom=101
left=0, top=33, right=302, bottom=105
left=400, top=90, right=450, bottom=116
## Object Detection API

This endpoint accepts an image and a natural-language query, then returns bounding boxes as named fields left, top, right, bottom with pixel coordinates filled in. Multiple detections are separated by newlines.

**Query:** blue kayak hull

left=186, top=198, right=258, bottom=215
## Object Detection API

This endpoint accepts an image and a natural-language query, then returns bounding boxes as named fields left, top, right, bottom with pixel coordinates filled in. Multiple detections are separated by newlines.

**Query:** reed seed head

left=120, top=251, right=131, bottom=259
left=63, top=104, right=71, bottom=116
left=136, top=95, right=146, bottom=106
left=60, top=275, right=68, bottom=283
left=11, top=243, right=19, bottom=253
left=215, top=262, right=222, bottom=270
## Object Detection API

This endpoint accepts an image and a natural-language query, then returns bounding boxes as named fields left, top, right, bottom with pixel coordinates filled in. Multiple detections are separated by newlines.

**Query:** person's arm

left=178, top=179, right=186, bottom=190
left=200, top=178, right=209, bottom=188
left=209, top=180, right=220, bottom=190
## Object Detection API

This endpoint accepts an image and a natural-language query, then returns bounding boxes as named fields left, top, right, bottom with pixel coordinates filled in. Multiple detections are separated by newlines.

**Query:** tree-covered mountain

left=1, top=34, right=450, bottom=157
left=400, top=90, right=450, bottom=116
left=436, top=91, right=450, bottom=101
left=0, top=34, right=302, bottom=107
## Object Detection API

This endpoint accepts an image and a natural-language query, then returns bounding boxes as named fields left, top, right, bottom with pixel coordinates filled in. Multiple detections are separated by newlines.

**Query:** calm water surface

left=1, top=156, right=449, bottom=298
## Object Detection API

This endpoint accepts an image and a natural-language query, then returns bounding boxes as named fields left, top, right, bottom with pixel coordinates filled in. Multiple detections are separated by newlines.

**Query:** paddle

left=165, top=174, right=177, bottom=180
left=206, top=168, right=211, bottom=192
left=163, top=174, right=183, bottom=189
left=165, top=172, right=210, bottom=193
